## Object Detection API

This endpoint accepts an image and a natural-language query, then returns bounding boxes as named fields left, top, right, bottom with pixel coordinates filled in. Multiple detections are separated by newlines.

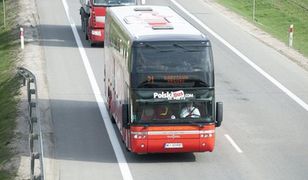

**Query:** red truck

left=80, top=0, right=140, bottom=46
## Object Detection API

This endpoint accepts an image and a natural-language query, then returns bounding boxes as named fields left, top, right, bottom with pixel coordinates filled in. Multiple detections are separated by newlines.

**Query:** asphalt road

left=36, top=0, right=308, bottom=179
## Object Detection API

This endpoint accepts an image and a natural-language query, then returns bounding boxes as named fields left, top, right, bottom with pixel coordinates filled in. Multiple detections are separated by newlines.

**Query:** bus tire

left=110, top=115, right=116, bottom=124
left=81, top=19, right=85, bottom=32
left=107, top=91, right=115, bottom=123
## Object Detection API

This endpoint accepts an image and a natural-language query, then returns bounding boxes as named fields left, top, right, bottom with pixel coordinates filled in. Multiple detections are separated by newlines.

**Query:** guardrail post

left=34, top=175, right=42, bottom=180
left=29, top=102, right=36, bottom=119
left=31, top=152, right=40, bottom=180
left=27, top=79, right=31, bottom=103
left=29, top=133, right=38, bottom=154
left=31, top=117, right=38, bottom=123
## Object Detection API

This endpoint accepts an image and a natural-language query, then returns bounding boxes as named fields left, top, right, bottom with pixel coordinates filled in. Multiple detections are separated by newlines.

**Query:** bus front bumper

left=89, top=28, right=104, bottom=43
left=130, top=138, right=215, bottom=154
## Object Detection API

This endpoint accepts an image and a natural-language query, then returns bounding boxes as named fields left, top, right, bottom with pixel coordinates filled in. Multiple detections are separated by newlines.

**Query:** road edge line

left=61, top=0, right=133, bottom=179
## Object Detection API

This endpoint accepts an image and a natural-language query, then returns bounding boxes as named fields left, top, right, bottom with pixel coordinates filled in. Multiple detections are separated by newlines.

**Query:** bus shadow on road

left=42, top=98, right=197, bottom=164
left=45, top=99, right=119, bottom=164
left=125, top=152, right=196, bottom=163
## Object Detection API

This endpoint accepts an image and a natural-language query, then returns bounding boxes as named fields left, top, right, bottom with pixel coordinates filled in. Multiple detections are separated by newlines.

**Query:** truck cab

left=80, top=0, right=139, bottom=46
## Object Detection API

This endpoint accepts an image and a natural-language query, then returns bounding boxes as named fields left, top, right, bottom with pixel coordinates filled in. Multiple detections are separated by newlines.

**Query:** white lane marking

left=171, top=0, right=308, bottom=112
left=61, top=0, right=133, bottom=179
left=225, top=134, right=243, bottom=153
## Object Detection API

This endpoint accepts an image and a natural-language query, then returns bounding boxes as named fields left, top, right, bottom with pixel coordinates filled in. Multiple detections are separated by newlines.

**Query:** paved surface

left=35, top=0, right=308, bottom=179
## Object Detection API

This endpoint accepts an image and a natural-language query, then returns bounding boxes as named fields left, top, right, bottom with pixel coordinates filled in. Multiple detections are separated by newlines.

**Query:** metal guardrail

left=18, top=67, right=44, bottom=180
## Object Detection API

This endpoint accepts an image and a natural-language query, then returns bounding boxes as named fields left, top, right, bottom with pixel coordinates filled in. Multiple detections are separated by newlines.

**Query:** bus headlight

left=132, top=132, right=147, bottom=139
left=95, top=16, right=105, bottom=23
left=200, top=130, right=214, bottom=138
left=91, top=30, right=101, bottom=36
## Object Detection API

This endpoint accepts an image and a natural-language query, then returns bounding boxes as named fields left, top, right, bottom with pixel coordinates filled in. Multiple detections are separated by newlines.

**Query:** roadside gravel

left=4, top=0, right=55, bottom=179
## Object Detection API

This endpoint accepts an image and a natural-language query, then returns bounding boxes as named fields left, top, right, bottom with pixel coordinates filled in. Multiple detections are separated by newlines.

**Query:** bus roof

left=108, top=5, right=208, bottom=41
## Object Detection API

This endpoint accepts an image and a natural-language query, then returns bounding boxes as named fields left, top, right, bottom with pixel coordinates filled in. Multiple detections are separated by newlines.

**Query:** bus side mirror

left=122, top=104, right=130, bottom=128
left=215, top=102, right=223, bottom=127
left=85, top=0, right=91, bottom=8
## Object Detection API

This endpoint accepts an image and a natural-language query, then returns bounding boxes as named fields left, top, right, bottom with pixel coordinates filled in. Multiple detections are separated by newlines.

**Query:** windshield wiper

left=137, top=79, right=166, bottom=88
left=173, top=44, right=202, bottom=52
left=107, top=0, right=126, bottom=5
left=188, top=121, right=204, bottom=127
left=173, top=43, right=189, bottom=50
left=185, top=79, right=209, bottom=87
left=159, top=49, right=174, bottom=52
left=144, top=43, right=157, bottom=49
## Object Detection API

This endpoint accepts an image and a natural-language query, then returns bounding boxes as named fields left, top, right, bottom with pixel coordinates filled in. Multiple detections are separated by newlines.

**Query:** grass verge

left=216, top=0, right=308, bottom=57
left=0, top=0, right=20, bottom=179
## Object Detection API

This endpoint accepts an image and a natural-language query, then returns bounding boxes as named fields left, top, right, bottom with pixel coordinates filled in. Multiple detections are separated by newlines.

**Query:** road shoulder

left=10, top=0, right=57, bottom=179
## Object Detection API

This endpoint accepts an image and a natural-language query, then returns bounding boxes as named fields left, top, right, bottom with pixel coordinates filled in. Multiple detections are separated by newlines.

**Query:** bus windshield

left=131, top=89, right=214, bottom=124
left=132, top=41, right=214, bottom=88
left=93, top=0, right=136, bottom=6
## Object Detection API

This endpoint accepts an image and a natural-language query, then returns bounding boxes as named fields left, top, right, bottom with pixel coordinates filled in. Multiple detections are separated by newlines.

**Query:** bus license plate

left=164, top=143, right=183, bottom=149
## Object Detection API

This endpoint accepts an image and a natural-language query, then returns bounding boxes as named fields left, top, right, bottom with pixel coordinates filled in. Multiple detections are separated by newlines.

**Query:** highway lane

left=36, top=0, right=123, bottom=179
left=36, top=0, right=308, bottom=179
left=170, top=0, right=308, bottom=179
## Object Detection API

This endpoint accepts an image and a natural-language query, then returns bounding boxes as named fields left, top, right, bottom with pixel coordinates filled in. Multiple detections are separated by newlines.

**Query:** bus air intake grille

left=134, top=7, right=153, bottom=11
left=152, top=25, right=174, bottom=30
